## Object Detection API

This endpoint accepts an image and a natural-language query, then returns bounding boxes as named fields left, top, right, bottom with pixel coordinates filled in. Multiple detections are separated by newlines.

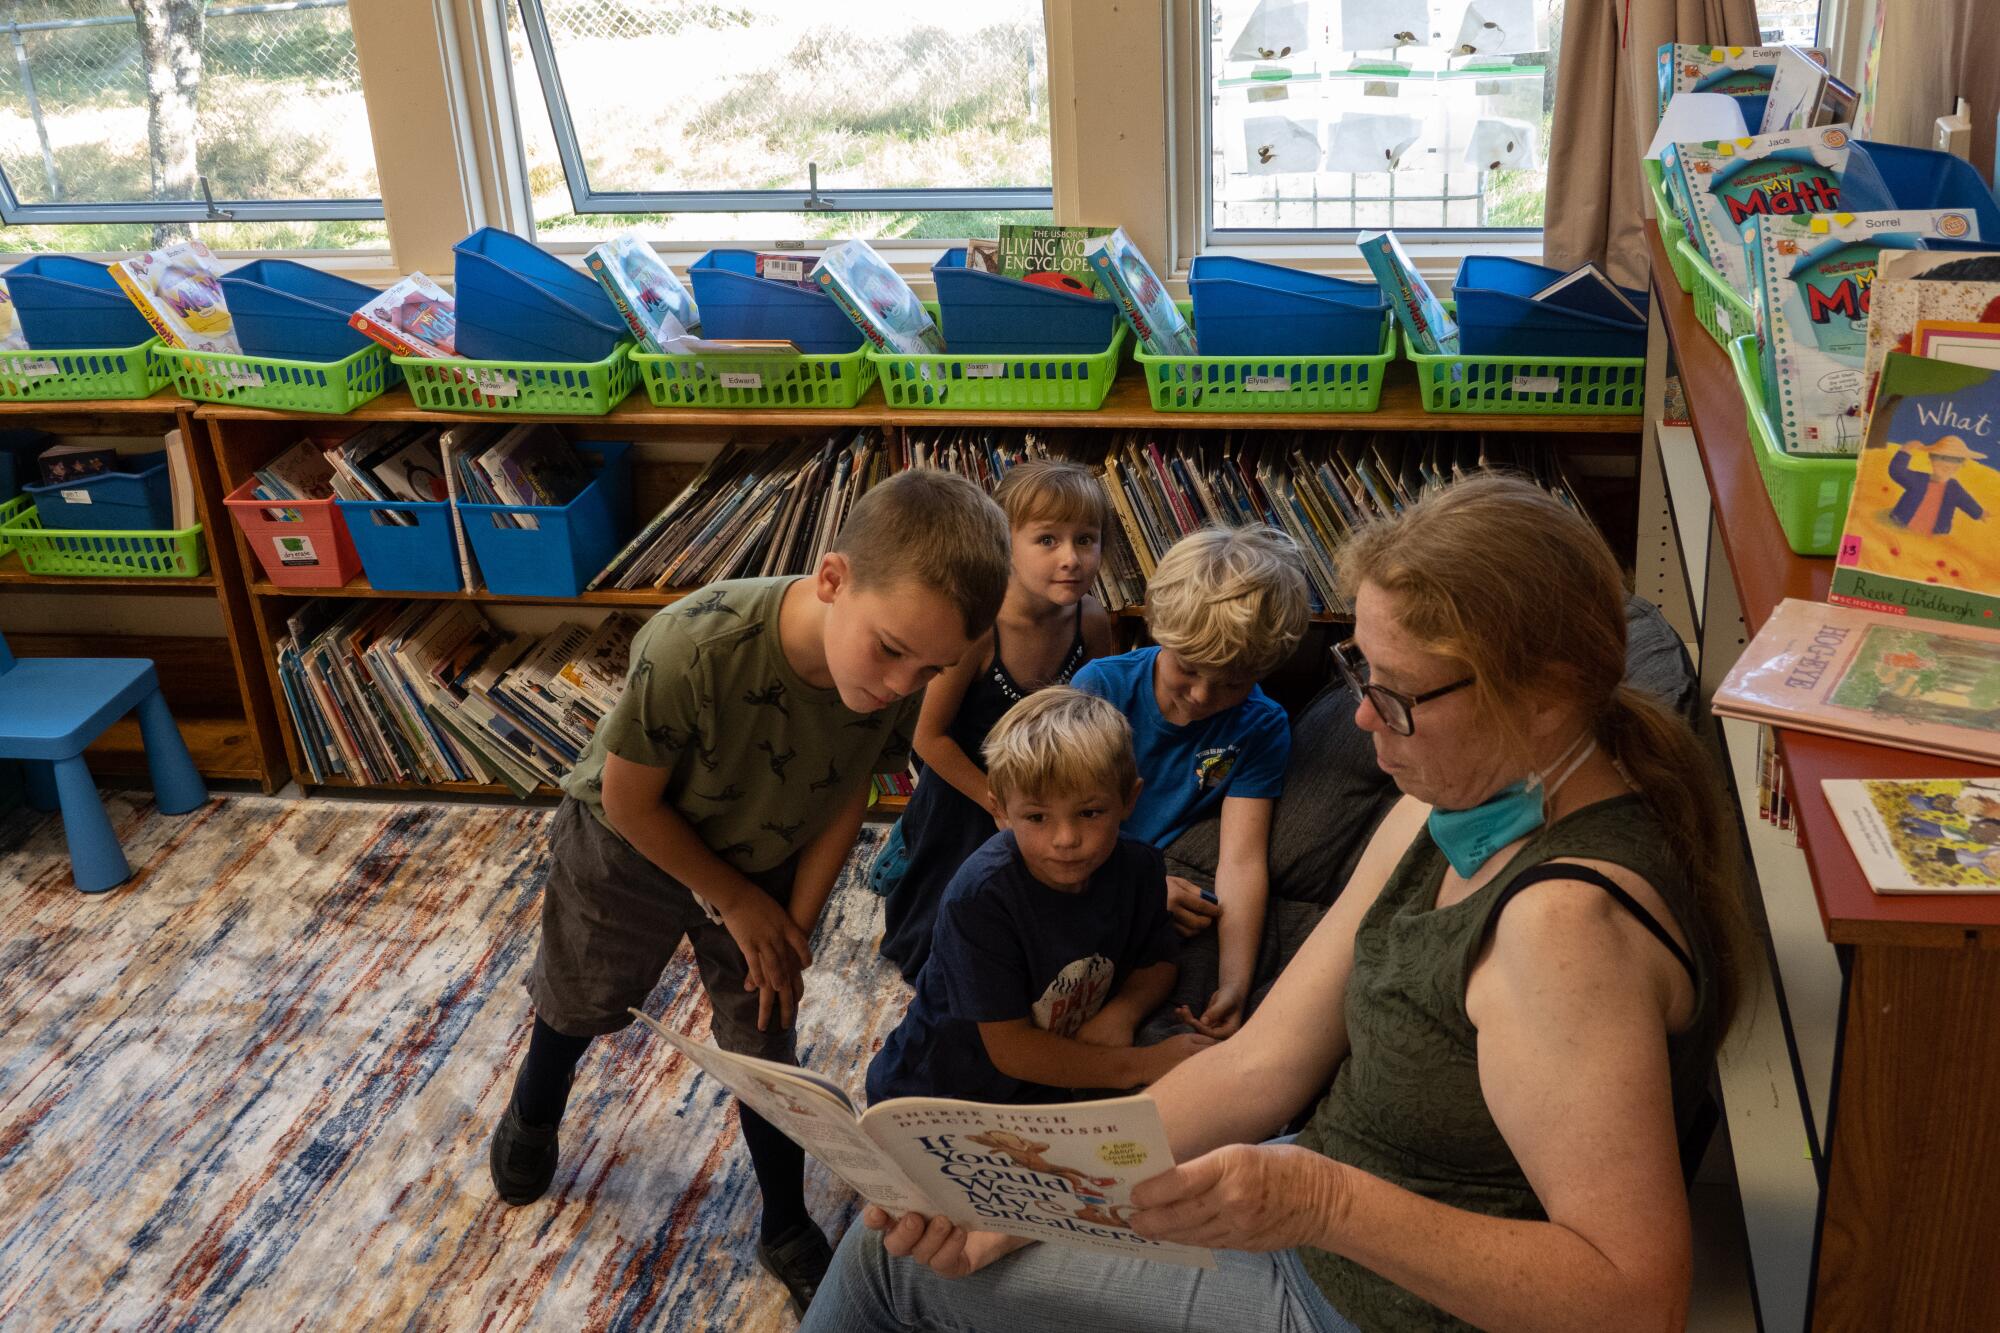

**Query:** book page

left=1823, top=777, right=2000, bottom=893
left=627, top=1012, right=936, bottom=1215
left=858, top=1094, right=1214, bottom=1269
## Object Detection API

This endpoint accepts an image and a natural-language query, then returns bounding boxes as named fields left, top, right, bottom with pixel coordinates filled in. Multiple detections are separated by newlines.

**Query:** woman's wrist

left=1300, top=1150, right=1356, bottom=1253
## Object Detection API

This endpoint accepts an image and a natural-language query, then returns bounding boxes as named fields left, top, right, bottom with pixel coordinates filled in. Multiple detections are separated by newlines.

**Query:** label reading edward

left=720, top=371, right=764, bottom=389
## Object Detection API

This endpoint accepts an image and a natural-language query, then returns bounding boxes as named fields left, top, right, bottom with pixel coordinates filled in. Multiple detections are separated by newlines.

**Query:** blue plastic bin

left=1189, top=256, right=1386, bottom=356
left=452, top=227, right=629, bottom=363
left=222, top=259, right=379, bottom=362
left=1837, top=140, right=2000, bottom=241
left=3, top=256, right=155, bottom=350
left=23, top=452, right=171, bottom=531
left=457, top=441, right=633, bottom=597
left=1452, top=256, right=1649, bottom=358
left=930, top=249, right=1118, bottom=355
left=336, top=498, right=462, bottom=592
left=688, top=251, right=864, bottom=355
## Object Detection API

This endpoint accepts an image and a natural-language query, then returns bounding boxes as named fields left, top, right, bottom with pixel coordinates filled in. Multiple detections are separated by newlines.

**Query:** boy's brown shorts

left=529, top=796, right=799, bottom=1063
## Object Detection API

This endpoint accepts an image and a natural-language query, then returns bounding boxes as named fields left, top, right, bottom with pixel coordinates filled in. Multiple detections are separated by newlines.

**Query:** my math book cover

left=1663, top=125, right=1852, bottom=296
left=1823, top=777, right=2000, bottom=893
left=1832, top=353, right=2000, bottom=629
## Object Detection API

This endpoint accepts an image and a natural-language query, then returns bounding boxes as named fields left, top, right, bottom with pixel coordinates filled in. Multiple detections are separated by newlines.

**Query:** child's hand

left=1165, top=876, right=1222, bottom=937
left=719, top=892, right=812, bottom=1030
left=1074, top=1006, right=1137, bottom=1048
left=1139, top=1031, right=1215, bottom=1083
left=1175, top=984, right=1246, bottom=1040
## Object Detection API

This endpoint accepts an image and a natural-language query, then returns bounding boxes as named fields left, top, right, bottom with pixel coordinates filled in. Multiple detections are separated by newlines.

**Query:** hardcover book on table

left=1860, top=249, right=2000, bottom=413
left=996, top=224, right=1114, bottom=296
left=1830, top=353, right=2000, bottom=628
left=1823, top=777, right=2000, bottom=893
left=1663, top=125, right=1853, bottom=297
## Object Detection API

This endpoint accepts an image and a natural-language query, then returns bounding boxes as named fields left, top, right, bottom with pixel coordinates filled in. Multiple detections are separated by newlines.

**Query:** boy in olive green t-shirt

left=491, top=470, right=1010, bottom=1317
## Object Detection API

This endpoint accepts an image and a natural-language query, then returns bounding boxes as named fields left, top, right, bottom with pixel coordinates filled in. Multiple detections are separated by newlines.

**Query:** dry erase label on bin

left=14, top=358, right=59, bottom=378
left=720, top=371, right=764, bottom=389
left=226, top=368, right=266, bottom=388
left=1243, top=374, right=1291, bottom=392
left=273, top=534, right=319, bottom=566
left=1510, top=374, right=1561, bottom=394
left=60, top=489, right=90, bottom=504
left=963, top=362, right=1007, bottom=379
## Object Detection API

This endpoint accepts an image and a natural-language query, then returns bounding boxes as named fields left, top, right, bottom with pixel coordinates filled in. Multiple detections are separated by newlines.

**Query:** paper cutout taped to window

left=1243, top=116, right=1323, bottom=175
left=1340, top=0, right=1430, bottom=52
left=1324, top=113, right=1424, bottom=172
left=1463, top=116, right=1539, bottom=171
left=1227, top=0, right=1312, bottom=62
left=1452, top=0, right=1539, bottom=56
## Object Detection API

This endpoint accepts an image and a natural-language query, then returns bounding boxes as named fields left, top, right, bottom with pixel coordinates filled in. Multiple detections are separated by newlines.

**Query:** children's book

left=1358, top=230, right=1459, bottom=354
left=35, top=443, right=116, bottom=485
left=965, top=238, right=1002, bottom=274
left=1656, top=44, right=1829, bottom=120
left=1823, top=777, right=2000, bottom=893
left=475, top=426, right=590, bottom=530
left=0, top=281, right=27, bottom=352
left=1085, top=229, right=1196, bottom=357
left=1665, top=126, right=1853, bottom=296
left=162, top=428, right=197, bottom=530
left=1830, top=353, right=2000, bottom=627
left=1911, top=319, right=2000, bottom=372
left=349, top=273, right=457, bottom=359
left=627, top=1011, right=1214, bottom=1268
left=585, top=234, right=699, bottom=354
left=1860, top=249, right=2000, bottom=413
left=996, top=224, right=1114, bottom=297
left=1710, top=598, right=2000, bottom=764
left=111, top=242, right=242, bottom=354
left=811, top=241, right=946, bottom=356
left=1747, top=209, right=1983, bottom=456
left=1759, top=45, right=1855, bottom=134
left=1530, top=263, right=1646, bottom=324
left=254, top=437, right=337, bottom=501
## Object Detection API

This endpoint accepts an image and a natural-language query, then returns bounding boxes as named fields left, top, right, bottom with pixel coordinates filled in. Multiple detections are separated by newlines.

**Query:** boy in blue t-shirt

left=866, top=688, right=1210, bottom=1106
left=1072, top=525, right=1309, bottom=1040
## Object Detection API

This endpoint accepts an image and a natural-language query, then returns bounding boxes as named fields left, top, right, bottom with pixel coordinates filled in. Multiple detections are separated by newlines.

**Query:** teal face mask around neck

left=1427, top=734, right=1596, bottom=878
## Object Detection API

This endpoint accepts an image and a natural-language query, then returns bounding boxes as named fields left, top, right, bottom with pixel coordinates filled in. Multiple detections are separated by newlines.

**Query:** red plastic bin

left=223, top=474, right=363, bottom=588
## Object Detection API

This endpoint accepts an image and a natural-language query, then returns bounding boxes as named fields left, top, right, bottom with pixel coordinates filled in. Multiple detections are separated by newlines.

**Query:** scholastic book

left=1860, top=249, right=2000, bottom=413
left=110, top=241, right=242, bottom=354
left=811, top=241, right=945, bottom=356
left=1710, top=598, right=2000, bottom=764
left=585, top=234, right=699, bottom=354
left=1747, top=209, right=1983, bottom=456
left=1085, top=229, right=1196, bottom=357
left=1830, top=354, right=2000, bottom=627
left=996, top=225, right=1114, bottom=297
left=627, top=1012, right=1214, bottom=1269
left=1358, top=230, right=1458, bottom=355
left=1823, top=777, right=2000, bottom=893
left=349, top=273, right=457, bottom=360
left=1664, top=126, right=1853, bottom=297
left=1655, top=44, right=1829, bottom=120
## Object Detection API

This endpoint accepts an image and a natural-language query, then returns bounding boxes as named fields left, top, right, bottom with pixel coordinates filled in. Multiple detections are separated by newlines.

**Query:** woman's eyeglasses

left=1330, top=639, right=1473, bottom=737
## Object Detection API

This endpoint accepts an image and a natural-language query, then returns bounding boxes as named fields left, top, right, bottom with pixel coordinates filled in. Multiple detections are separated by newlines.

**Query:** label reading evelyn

left=1242, top=374, right=1291, bottom=391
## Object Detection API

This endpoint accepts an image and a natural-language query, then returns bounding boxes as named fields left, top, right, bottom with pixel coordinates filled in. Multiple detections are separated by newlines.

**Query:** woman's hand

left=863, top=1206, right=1033, bottom=1278
left=1129, top=1144, right=1350, bottom=1253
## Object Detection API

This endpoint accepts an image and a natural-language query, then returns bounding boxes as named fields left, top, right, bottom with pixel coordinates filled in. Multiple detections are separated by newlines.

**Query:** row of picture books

left=275, top=600, right=639, bottom=794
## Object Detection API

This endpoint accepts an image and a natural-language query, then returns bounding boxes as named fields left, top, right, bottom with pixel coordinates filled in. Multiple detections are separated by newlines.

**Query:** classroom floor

left=0, top=789, right=1758, bottom=1331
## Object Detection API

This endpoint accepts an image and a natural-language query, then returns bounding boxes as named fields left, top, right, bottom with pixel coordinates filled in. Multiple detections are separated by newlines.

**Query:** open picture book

left=628, top=1010, right=1213, bottom=1268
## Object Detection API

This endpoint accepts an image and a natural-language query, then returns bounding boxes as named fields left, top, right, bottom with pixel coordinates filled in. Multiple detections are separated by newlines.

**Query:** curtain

left=1857, top=0, right=1999, bottom=182
left=1541, top=0, right=1761, bottom=287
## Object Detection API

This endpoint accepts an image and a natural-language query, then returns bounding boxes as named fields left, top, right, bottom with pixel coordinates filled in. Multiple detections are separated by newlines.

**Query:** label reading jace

left=720, top=371, right=764, bottom=389
left=1510, top=374, right=1561, bottom=394
left=60, top=489, right=91, bottom=504
left=273, top=534, right=319, bottom=566
left=962, top=363, right=1007, bottom=379
left=1243, top=375, right=1291, bottom=391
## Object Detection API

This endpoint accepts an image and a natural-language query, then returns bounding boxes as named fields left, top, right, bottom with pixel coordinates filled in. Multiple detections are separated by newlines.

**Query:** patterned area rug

left=0, top=793, right=906, bottom=1331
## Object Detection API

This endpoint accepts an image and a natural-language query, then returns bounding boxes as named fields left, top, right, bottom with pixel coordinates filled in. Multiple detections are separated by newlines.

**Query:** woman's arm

left=910, top=632, right=995, bottom=811
left=1180, top=796, right=1273, bottom=1038
left=977, top=1017, right=1210, bottom=1089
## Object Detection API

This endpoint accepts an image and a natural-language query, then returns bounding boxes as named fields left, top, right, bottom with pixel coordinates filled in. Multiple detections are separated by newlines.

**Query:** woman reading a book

left=801, top=475, right=1750, bottom=1333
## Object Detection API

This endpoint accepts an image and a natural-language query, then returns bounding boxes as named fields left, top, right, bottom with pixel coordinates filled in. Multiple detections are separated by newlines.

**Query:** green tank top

left=1294, top=795, right=1721, bottom=1332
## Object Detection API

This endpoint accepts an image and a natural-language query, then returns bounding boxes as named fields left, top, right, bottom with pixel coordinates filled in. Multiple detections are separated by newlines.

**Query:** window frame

left=509, top=0, right=1056, bottom=220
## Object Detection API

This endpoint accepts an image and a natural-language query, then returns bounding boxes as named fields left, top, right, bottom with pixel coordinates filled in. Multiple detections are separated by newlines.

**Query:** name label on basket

left=720, top=371, right=764, bottom=389
left=14, top=359, right=59, bottom=378
left=60, top=489, right=90, bottom=504
left=226, top=369, right=266, bottom=388
left=1716, top=304, right=1734, bottom=337
left=273, top=534, right=319, bottom=565
left=962, top=362, right=1007, bottom=378
left=1243, top=375, right=1291, bottom=391
left=1511, top=374, right=1561, bottom=394
left=470, top=370, right=519, bottom=398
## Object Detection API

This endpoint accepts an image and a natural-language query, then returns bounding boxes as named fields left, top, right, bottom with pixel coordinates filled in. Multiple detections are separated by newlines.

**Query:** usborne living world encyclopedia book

left=629, top=1011, right=1213, bottom=1268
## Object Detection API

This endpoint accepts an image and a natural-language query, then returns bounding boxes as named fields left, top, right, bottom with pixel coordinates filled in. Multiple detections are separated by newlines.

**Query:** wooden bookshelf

left=0, top=551, right=217, bottom=591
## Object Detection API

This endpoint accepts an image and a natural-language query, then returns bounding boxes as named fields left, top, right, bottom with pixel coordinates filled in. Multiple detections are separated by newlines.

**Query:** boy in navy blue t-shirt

left=1072, top=525, right=1309, bottom=1041
left=866, top=689, right=1211, bottom=1105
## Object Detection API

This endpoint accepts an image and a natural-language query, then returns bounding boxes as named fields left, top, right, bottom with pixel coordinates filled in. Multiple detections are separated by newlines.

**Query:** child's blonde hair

left=992, top=459, right=1110, bottom=536
left=1146, top=525, right=1309, bottom=679
left=983, top=687, right=1138, bottom=806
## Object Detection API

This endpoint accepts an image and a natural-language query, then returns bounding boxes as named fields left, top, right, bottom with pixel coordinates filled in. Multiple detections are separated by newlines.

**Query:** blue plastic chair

left=0, top=632, right=207, bottom=892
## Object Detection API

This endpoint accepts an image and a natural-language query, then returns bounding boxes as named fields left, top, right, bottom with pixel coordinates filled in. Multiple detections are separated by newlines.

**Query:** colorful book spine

left=1357, top=231, right=1458, bottom=355
left=1083, top=229, right=1196, bottom=357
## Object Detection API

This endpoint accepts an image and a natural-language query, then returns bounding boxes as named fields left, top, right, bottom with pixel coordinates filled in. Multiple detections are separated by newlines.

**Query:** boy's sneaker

left=488, top=1102, right=560, bottom=1206
left=757, top=1219, right=833, bottom=1319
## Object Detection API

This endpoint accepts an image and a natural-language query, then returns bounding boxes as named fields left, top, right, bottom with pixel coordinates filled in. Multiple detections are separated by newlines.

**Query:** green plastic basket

left=1135, top=303, right=1393, bottom=413
left=1678, top=239, right=1755, bottom=348
left=0, top=337, right=169, bottom=402
left=0, top=494, right=28, bottom=555
left=1404, top=301, right=1644, bottom=414
left=0, top=504, right=208, bottom=577
left=1725, top=334, right=1855, bottom=556
left=158, top=342, right=394, bottom=414
left=871, top=305, right=1127, bottom=411
left=395, top=344, right=637, bottom=415
left=1643, top=159, right=1697, bottom=294
left=632, top=344, right=878, bottom=409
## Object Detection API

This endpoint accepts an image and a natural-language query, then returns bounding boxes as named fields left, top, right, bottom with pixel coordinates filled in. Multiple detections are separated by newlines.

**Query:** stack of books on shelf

left=871, top=769, right=916, bottom=806
left=275, top=599, right=638, bottom=797
left=444, top=424, right=592, bottom=526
